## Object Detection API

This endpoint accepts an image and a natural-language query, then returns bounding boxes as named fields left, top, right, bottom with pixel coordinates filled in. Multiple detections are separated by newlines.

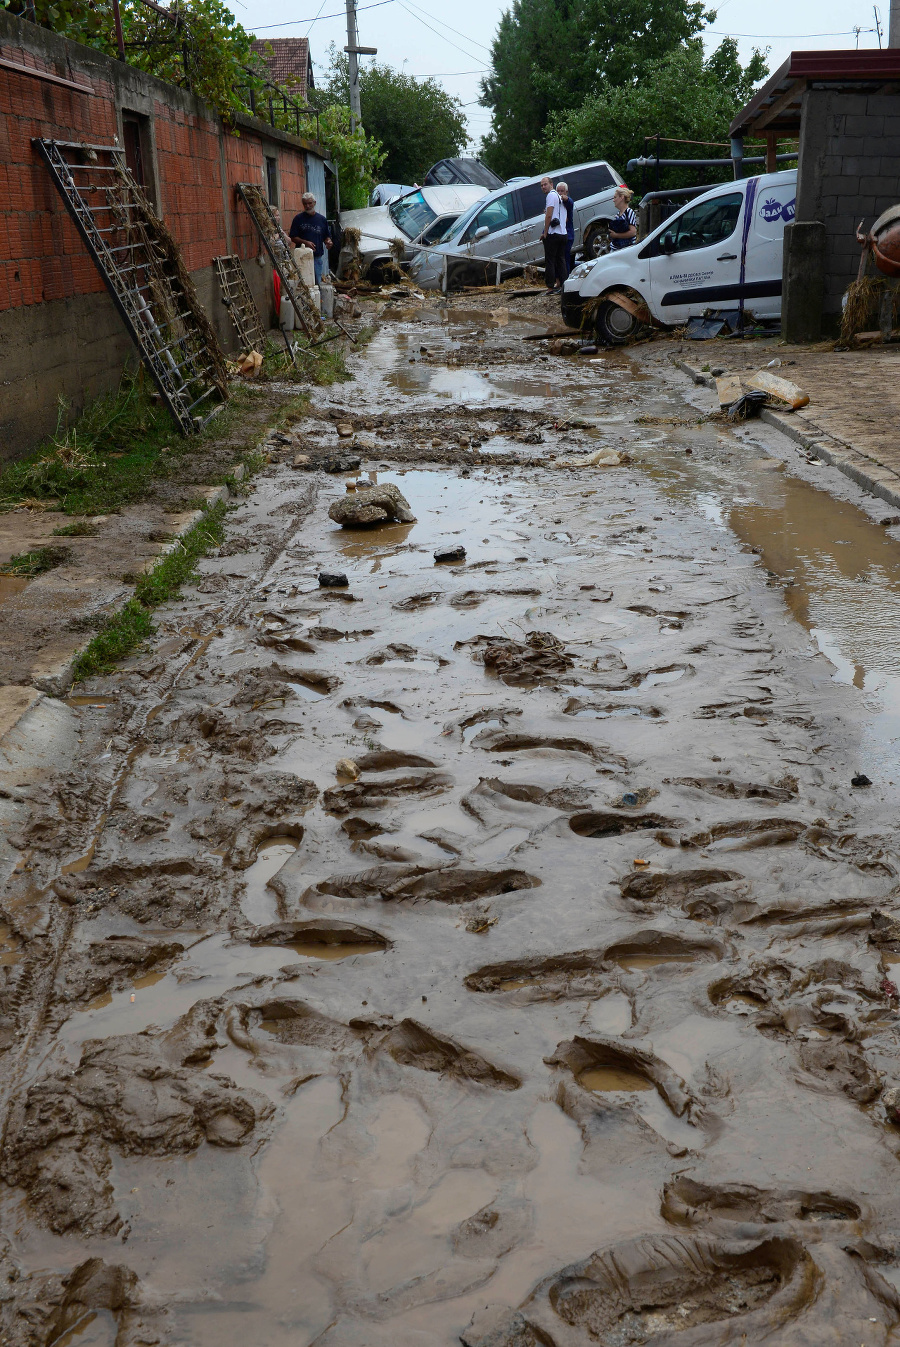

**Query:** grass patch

left=70, top=599, right=156, bottom=680
left=0, top=545, right=71, bottom=577
left=266, top=336, right=351, bottom=387
left=0, top=371, right=249, bottom=518
left=52, top=520, right=100, bottom=537
left=71, top=501, right=227, bottom=681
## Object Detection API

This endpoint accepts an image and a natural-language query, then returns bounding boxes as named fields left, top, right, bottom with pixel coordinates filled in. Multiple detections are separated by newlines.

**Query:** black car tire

left=582, top=222, right=610, bottom=259
left=594, top=298, right=644, bottom=345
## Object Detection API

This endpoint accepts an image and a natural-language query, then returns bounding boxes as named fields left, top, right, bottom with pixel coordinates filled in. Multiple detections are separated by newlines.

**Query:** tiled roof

left=250, top=37, right=314, bottom=99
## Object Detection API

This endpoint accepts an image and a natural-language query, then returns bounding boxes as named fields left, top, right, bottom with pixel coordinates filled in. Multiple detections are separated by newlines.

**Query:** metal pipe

left=626, top=153, right=797, bottom=173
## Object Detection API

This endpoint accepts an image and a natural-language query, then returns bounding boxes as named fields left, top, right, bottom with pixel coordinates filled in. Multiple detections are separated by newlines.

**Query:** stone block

left=861, top=175, right=900, bottom=196
left=782, top=220, right=826, bottom=343
left=866, top=94, right=900, bottom=117
left=821, top=175, right=858, bottom=197
left=842, top=155, right=886, bottom=176
left=845, top=115, right=883, bottom=136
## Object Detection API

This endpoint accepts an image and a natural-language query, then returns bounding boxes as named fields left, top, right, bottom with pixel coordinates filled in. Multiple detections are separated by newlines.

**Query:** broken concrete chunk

left=292, top=453, right=311, bottom=468
left=319, top=572, right=349, bottom=588
left=715, top=373, right=743, bottom=408
left=435, top=544, right=466, bottom=563
left=745, top=370, right=810, bottom=410
left=329, top=483, right=416, bottom=528
left=336, top=422, right=354, bottom=437
left=335, top=757, right=360, bottom=781
left=322, top=453, right=362, bottom=473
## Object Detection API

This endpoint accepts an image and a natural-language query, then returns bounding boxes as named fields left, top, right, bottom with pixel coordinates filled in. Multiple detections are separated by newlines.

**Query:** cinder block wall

left=0, top=11, right=320, bottom=459
left=795, top=86, right=900, bottom=325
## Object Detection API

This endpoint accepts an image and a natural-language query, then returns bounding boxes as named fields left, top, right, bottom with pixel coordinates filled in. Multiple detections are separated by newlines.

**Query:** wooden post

left=111, top=0, right=126, bottom=58
left=765, top=133, right=777, bottom=174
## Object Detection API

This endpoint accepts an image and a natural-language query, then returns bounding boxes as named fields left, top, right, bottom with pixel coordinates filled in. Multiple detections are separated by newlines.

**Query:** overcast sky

left=240, top=0, right=890, bottom=154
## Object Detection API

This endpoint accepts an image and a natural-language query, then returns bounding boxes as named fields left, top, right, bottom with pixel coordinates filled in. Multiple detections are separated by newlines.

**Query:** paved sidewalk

left=638, top=337, right=900, bottom=513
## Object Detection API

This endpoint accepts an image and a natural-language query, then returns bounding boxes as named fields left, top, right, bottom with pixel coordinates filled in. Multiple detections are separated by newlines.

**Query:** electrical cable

left=708, top=26, right=876, bottom=36
left=253, top=0, right=394, bottom=30
left=398, top=0, right=492, bottom=53
left=395, top=1, right=489, bottom=62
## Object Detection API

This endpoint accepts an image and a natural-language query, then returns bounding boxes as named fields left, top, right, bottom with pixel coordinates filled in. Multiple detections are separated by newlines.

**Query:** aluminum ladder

left=213, top=254, right=267, bottom=353
left=34, top=138, right=228, bottom=435
left=235, top=182, right=324, bottom=340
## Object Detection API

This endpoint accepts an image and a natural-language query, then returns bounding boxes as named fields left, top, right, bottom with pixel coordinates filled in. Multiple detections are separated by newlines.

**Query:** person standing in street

left=557, top=180, right=575, bottom=278
left=540, top=176, right=567, bottom=293
left=608, top=187, right=638, bottom=251
left=289, top=192, right=332, bottom=284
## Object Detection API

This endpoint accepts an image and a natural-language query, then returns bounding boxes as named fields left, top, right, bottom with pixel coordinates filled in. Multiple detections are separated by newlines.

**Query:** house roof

left=730, top=48, right=900, bottom=138
left=250, top=37, right=314, bottom=99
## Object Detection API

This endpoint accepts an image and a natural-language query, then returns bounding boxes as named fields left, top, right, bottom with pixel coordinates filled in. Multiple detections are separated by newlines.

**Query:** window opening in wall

left=122, top=111, right=156, bottom=205
left=265, top=156, right=279, bottom=207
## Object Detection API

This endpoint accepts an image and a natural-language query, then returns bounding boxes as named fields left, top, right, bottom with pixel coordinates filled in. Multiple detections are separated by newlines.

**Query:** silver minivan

left=407, top=161, right=622, bottom=290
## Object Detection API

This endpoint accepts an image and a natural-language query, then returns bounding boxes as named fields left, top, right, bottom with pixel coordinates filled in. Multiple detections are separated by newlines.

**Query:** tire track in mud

left=0, top=480, right=318, bottom=1164
left=5, top=323, right=900, bottom=1344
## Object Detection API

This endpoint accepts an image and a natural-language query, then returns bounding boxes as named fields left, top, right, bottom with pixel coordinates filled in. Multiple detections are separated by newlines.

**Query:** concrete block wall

left=795, top=86, right=900, bottom=324
left=0, top=10, right=323, bottom=459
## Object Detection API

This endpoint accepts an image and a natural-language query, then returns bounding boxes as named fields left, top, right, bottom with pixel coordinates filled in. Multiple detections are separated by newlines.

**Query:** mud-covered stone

left=319, top=572, right=349, bottom=587
left=328, top=483, right=416, bottom=528
left=2, top=1008, right=274, bottom=1236
left=434, top=544, right=466, bottom=563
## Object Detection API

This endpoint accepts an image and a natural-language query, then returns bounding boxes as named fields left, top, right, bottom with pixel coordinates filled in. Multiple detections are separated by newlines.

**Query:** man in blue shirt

left=289, top=192, right=332, bottom=284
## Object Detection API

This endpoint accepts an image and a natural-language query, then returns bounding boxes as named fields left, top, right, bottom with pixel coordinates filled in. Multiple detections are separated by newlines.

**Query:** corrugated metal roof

left=730, top=48, right=900, bottom=137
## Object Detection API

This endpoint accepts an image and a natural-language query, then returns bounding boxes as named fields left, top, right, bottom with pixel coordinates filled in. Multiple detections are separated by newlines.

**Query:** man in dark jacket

left=289, top=192, right=332, bottom=284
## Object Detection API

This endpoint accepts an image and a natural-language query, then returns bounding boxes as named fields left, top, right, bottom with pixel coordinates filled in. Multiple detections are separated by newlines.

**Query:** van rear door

left=646, top=189, right=745, bottom=325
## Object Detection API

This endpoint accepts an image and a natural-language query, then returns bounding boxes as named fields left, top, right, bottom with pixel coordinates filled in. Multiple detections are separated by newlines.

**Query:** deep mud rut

left=7, top=308, right=900, bottom=1344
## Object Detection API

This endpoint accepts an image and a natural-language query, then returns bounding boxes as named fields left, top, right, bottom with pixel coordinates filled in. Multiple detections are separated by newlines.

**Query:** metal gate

left=213, top=254, right=267, bottom=353
left=34, top=138, right=228, bottom=435
left=236, top=182, right=324, bottom=339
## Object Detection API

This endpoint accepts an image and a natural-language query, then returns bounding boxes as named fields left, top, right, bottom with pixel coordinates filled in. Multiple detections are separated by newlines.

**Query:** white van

left=561, top=169, right=796, bottom=342
left=407, top=160, right=622, bottom=290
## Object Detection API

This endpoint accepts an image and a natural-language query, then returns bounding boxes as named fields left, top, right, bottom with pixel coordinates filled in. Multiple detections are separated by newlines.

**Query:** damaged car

left=337, top=184, right=490, bottom=283
left=406, top=160, right=622, bottom=290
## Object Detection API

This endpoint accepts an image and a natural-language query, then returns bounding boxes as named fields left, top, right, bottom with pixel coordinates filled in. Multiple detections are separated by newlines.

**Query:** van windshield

left=389, top=190, right=437, bottom=240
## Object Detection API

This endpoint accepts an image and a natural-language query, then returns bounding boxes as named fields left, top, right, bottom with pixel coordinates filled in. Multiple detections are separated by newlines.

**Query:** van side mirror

left=661, top=232, right=676, bottom=255
left=474, top=225, right=489, bottom=240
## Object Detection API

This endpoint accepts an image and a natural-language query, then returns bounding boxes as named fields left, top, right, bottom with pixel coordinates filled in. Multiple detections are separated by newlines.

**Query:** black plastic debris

left=685, top=308, right=742, bottom=340
left=319, top=572, right=349, bottom=587
left=434, top=545, right=466, bottom=564
left=727, top=390, right=769, bottom=421
left=578, top=344, right=598, bottom=355
left=851, top=773, right=873, bottom=787
left=322, top=453, right=361, bottom=473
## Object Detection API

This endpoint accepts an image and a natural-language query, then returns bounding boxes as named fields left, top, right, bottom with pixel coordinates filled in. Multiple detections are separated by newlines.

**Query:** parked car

left=406, top=161, right=622, bottom=290
left=424, top=158, right=504, bottom=190
left=369, top=182, right=415, bottom=206
left=337, top=184, right=490, bottom=283
left=561, top=168, right=796, bottom=342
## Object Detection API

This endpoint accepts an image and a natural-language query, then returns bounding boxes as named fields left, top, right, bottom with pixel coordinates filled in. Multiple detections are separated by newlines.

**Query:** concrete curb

left=672, top=359, right=900, bottom=513
left=26, top=463, right=247, bottom=697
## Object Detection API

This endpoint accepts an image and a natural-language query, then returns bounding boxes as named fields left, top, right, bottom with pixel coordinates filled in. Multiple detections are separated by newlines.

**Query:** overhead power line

left=254, top=0, right=394, bottom=30
left=399, top=0, right=492, bottom=53
left=708, top=25, right=876, bottom=36
left=396, top=0, right=489, bottom=62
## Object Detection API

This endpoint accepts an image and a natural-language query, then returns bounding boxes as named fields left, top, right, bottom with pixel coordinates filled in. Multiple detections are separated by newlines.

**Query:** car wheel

left=595, top=298, right=642, bottom=345
left=583, top=223, right=610, bottom=259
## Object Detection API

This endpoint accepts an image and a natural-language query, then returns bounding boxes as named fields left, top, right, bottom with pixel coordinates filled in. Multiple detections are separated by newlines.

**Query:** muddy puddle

left=0, top=575, right=28, bottom=605
left=6, top=315, right=900, bottom=1347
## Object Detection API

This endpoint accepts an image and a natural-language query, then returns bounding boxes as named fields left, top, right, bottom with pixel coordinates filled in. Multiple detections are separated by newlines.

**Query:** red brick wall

left=0, top=21, right=310, bottom=313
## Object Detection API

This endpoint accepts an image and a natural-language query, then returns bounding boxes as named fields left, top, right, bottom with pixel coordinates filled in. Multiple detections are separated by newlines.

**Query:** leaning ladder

left=34, top=138, right=228, bottom=435
left=213, top=254, right=267, bottom=353
left=236, top=182, right=324, bottom=340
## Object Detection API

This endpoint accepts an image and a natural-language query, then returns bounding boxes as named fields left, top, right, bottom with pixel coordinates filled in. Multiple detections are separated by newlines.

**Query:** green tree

left=3, top=0, right=265, bottom=120
left=320, top=48, right=468, bottom=185
left=534, top=39, right=769, bottom=189
left=479, top=0, right=715, bottom=178
left=316, top=104, right=386, bottom=210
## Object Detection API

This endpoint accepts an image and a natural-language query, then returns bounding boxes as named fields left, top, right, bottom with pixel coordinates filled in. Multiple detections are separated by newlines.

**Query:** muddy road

left=6, top=305, right=900, bottom=1345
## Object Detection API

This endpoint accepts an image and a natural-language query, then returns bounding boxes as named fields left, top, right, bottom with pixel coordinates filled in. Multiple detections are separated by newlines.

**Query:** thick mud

left=5, top=311, right=900, bottom=1345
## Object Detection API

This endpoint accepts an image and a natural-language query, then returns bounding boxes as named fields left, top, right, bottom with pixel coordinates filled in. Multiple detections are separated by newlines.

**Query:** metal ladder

left=213, top=254, right=267, bottom=353
left=236, top=182, right=324, bottom=340
left=34, top=138, right=228, bottom=435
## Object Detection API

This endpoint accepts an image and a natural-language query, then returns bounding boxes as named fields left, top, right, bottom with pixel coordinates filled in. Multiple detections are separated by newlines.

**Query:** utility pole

left=344, top=0, right=376, bottom=133
left=874, top=4, right=884, bottom=46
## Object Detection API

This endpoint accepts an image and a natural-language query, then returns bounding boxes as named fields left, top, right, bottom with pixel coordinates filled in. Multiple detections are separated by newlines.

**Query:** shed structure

left=730, top=49, right=900, bottom=340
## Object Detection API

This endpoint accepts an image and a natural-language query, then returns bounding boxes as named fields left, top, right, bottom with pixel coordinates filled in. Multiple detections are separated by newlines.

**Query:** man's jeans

left=314, top=253, right=327, bottom=284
